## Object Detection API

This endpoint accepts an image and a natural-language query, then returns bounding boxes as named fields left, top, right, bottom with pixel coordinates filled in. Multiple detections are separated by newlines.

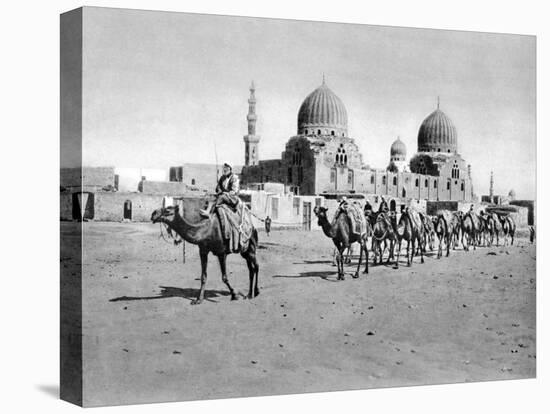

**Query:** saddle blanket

left=336, top=202, right=367, bottom=237
left=216, top=202, right=254, bottom=253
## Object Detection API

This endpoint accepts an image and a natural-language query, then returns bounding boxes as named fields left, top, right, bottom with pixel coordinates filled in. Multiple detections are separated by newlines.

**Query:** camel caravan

left=313, top=196, right=518, bottom=277
left=149, top=162, right=522, bottom=304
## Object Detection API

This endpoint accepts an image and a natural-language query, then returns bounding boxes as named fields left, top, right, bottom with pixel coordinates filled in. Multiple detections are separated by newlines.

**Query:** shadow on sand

left=110, top=286, right=231, bottom=303
left=273, top=270, right=341, bottom=282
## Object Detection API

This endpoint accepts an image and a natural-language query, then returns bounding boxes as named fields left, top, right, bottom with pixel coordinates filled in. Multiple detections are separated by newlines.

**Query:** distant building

left=241, top=80, right=474, bottom=201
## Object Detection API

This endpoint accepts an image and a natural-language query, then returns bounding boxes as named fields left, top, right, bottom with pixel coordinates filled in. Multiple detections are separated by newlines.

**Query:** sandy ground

left=61, top=222, right=536, bottom=407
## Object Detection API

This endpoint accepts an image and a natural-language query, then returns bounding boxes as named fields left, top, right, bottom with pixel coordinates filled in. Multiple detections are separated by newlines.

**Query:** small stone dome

left=418, top=103, right=457, bottom=153
left=390, top=137, right=407, bottom=158
left=297, top=79, right=348, bottom=137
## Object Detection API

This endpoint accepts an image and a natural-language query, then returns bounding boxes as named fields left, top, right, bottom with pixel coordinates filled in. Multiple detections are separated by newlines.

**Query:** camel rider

left=338, top=196, right=349, bottom=212
left=379, top=196, right=389, bottom=214
left=200, top=163, right=240, bottom=217
left=364, top=200, right=373, bottom=217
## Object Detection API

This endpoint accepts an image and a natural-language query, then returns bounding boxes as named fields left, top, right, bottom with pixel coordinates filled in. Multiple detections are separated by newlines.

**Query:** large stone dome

left=297, top=80, right=348, bottom=137
left=417, top=105, right=457, bottom=153
left=390, top=137, right=406, bottom=158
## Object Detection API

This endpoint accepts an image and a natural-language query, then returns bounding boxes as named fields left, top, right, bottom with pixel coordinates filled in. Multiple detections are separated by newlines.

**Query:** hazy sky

left=78, top=7, right=536, bottom=199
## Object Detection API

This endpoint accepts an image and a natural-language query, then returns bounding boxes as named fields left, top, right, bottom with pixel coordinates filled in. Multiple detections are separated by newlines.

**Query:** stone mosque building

left=241, top=79, right=475, bottom=203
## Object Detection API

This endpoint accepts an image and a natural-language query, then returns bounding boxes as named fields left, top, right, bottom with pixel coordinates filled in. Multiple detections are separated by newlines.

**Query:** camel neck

left=170, top=211, right=212, bottom=245
left=319, top=214, right=337, bottom=238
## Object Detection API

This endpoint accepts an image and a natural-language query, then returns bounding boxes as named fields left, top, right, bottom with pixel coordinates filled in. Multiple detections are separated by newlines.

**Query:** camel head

left=151, top=205, right=180, bottom=225
left=313, top=206, right=329, bottom=224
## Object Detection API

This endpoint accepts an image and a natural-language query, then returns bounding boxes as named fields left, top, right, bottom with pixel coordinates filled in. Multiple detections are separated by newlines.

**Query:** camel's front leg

left=335, top=243, right=345, bottom=280
left=363, top=236, right=369, bottom=274
left=354, top=240, right=363, bottom=278
left=218, top=254, right=238, bottom=301
left=192, top=249, right=209, bottom=305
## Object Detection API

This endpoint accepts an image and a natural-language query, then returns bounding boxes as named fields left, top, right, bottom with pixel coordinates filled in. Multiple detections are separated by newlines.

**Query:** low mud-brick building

left=241, top=80, right=474, bottom=202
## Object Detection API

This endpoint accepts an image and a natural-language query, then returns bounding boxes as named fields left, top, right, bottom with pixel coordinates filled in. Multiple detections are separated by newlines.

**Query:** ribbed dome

left=390, top=137, right=407, bottom=158
left=417, top=107, right=457, bottom=153
left=297, top=81, right=348, bottom=137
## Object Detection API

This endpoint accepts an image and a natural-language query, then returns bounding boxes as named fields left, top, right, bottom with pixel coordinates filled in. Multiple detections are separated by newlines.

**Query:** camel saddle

left=336, top=202, right=367, bottom=238
left=215, top=201, right=254, bottom=253
left=406, top=208, right=423, bottom=231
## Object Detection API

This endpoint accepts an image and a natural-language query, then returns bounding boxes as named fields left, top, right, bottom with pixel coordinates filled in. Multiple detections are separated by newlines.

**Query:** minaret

left=243, top=81, right=260, bottom=166
left=489, top=171, right=494, bottom=198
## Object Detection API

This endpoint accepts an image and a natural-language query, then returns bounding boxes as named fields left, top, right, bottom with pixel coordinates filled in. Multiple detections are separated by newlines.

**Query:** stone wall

left=510, top=200, right=536, bottom=226
left=140, top=180, right=195, bottom=195
left=61, top=166, right=115, bottom=190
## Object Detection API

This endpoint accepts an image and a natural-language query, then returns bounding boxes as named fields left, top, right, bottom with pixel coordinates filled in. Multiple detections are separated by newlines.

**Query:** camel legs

left=355, top=235, right=368, bottom=277
left=192, top=249, right=209, bottom=305
left=243, top=251, right=260, bottom=299
left=363, top=237, right=369, bottom=274
left=217, top=254, right=238, bottom=301
left=395, top=240, right=401, bottom=269
left=354, top=242, right=362, bottom=279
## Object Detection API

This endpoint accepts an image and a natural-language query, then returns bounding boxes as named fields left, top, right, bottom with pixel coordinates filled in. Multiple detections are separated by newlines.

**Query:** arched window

left=317, top=129, right=321, bottom=135
left=393, top=176, right=397, bottom=186
left=415, top=178, right=419, bottom=187
left=434, top=180, right=437, bottom=189
left=424, top=179, right=428, bottom=187
left=461, top=182, right=465, bottom=191
left=344, top=154, right=347, bottom=164
left=370, top=175, right=375, bottom=184
left=437, top=148, right=441, bottom=152
left=331, top=131, right=335, bottom=136
left=448, top=149, right=451, bottom=153
left=447, top=180, right=451, bottom=190
left=382, top=176, right=386, bottom=185
left=452, top=161, right=460, bottom=179
left=305, top=129, right=308, bottom=135
left=191, top=178, right=196, bottom=185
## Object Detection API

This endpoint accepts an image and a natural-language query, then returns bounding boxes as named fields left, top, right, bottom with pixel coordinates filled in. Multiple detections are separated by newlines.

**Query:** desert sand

left=61, top=222, right=536, bottom=406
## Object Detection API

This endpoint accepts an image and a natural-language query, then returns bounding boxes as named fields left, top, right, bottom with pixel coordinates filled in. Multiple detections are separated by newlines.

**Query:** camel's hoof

left=254, top=289, right=260, bottom=297
left=353, top=272, right=359, bottom=279
left=191, top=299, right=203, bottom=305
left=231, top=294, right=239, bottom=301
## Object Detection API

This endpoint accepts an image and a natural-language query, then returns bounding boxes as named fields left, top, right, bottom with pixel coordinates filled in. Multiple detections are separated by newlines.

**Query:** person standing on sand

left=265, top=216, right=272, bottom=236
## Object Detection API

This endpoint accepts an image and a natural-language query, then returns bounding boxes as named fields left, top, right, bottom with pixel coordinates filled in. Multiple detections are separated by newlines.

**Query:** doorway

left=302, top=202, right=311, bottom=231
left=390, top=199, right=396, bottom=212
left=123, top=200, right=132, bottom=220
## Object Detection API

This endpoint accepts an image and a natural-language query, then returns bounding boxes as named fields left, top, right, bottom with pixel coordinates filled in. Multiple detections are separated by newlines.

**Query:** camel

left=490, top=212, right=502, bottom=246
left=461, top=212, right=479, bottom=251
left=480, top=213, right=496, bottom=247
left=151, top=203, right=259, bottom=305
left=313, top=205, right=369, bottom=280
left=498, top=214, right=516, bottom=246
left=395, top=208, right=425, bottom=268
left=371, top=212, right=397, bottom=266
left=418, top=212, right=435, bottom=254
left=451, top=212, right=463, bottom=249
left=434, top=210, right=454, bottom=258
